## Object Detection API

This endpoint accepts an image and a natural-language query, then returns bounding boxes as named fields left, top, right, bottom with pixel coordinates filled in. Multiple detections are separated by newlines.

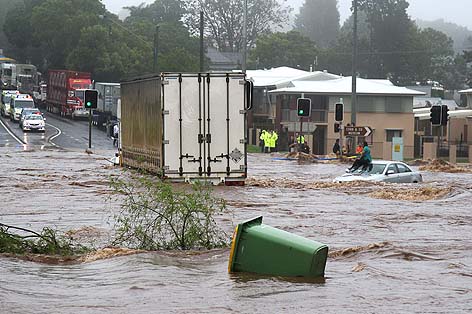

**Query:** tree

left=125, top=0, right=187, bottom=25
left=356, top=0, right=414, bottom=82
left=65, top=25, right=151, bottom=82
left=0, top=0, right=24, bottom=54
left=294, top=0, right=339, bottom=48
left=248, top=31, right=318, bottom=70
left=30, top=0, right=106, bottom=69
left=185, top=0, right=291, bottom=52
left=123, top=1, right=201, bottom=72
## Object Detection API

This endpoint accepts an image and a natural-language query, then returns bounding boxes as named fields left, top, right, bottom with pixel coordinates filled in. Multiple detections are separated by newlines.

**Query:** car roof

left=372, top=160, right=406, bottom=164
left=25, top=114, right=43, bottom=118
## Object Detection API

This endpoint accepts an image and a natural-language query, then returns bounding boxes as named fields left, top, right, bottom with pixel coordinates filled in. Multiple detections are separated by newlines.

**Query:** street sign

left=344, top=126, right=372, bottom=137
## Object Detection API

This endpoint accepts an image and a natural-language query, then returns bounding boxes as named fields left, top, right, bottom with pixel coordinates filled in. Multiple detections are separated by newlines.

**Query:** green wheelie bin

left=228, top=216, right=328, bottom=277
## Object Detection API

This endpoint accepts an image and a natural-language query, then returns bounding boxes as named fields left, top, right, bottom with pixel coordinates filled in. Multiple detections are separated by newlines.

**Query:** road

left=0, top=111, right=115, bottom=151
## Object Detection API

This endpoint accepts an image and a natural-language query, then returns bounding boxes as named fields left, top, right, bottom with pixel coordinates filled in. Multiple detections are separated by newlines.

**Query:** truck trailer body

left=46, top=70, right=91, bottom=117
left=120, top=72, right=252, bottom=184
left=92, top=82, right=121, bottom=128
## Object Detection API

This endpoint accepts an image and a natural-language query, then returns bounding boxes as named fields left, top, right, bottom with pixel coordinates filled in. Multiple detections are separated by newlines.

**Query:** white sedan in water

left=21, top=114, right=46, bottom=132
left=334, top=160, right=423, bottom=183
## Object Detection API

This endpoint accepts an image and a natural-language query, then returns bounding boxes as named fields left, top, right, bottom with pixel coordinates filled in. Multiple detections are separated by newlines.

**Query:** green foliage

left=3, top=0, right=202, bottom=80
left=125, top=0, right=187, bottom=25
left=247, top=144, right=262, bottom=153
left=316, top=0, right=467, bottom=89
left=0, top=0, right=25, bottom=53
left=0, top=224, right=89, bottom=256
left=295, top=0, right=340, bottom=48
left=249, top=31, right=318, bottom=70
left=111, top=174, right=228, bottom=250
left=416, top=19, right=472, bottom=53
left=65, top=24, right=151, bottom=81
left=30, top=0, right=106, bottom=68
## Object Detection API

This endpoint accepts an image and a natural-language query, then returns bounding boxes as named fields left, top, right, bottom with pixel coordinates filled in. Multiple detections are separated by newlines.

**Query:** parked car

left=334, top=160, right=423, bottom=183
left=21, top=114, right=45, bottom=132
left=19, top=108, right=42, bottom=128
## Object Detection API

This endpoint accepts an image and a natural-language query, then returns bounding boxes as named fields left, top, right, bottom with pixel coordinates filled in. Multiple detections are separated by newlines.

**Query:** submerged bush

left=111, top=175, right=228, bottom=250
left=0, top=223, right=89, bottom=256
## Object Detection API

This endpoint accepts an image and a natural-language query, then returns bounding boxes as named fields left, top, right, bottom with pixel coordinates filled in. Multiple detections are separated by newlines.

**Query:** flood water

left=1, top=148, right=471, bottom=313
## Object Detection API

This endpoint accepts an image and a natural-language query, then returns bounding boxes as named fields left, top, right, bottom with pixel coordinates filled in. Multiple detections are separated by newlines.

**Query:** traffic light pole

left=88, top=108, right=92, bottom=149
left=298, top=117, right=303, bottom=153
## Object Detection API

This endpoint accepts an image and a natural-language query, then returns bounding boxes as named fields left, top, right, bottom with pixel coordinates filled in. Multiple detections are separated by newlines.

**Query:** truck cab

left=69, top=88, right=90, bottom=119
left=64, top=78, right=91, bottom=118
left=10, top=94, right=35, bottom=122
left=1, top=63, right=17, bottom=89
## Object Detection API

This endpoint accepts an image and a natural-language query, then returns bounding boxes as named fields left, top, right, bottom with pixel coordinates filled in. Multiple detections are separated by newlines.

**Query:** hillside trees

left=294, top=0, right=339, bottom=48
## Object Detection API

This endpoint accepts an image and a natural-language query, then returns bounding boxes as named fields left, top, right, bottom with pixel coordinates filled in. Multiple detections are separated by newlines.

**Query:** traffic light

left=84, top=89, right=98, bottom=109
left=334, top=122, right=340, bottom=133
left=441, top=104, right=449, bottom=126
left=430, top=105, right=441, bottom=125
left=335, top=103, right=343, bottom=122
left=297, top=98, right=311, bottom=117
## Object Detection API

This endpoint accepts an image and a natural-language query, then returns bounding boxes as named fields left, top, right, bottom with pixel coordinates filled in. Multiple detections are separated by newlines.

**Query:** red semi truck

left=46, top=70, right=92, bottom=118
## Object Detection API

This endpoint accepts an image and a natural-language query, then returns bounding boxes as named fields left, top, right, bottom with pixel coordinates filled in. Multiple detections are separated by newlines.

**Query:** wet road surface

left=0, top=111, right=115, bottom=151
left=0, top=144, right=471, bottom=313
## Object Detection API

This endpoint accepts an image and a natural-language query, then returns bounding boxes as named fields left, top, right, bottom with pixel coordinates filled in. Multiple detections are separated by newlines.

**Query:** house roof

left=459, top=88, right=472, bottom=94
left=413, top=97, right=458, bottom=109
left=246, top=67, right=309, bottom=87
left=269, top=76, right=425, bottom=96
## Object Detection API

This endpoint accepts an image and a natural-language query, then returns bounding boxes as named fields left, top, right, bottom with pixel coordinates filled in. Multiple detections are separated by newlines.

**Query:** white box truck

left=120, top=72, right=253, bottom=185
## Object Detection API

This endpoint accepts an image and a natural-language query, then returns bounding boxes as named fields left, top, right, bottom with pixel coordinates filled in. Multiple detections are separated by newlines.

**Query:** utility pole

left=153, top=25, right=159, bottom=74
left=200, top=11, right=204, bottom=72
left=351, top=0, right=358, bottom=126
left=242, top=0, right=247, bottom=72
left=350, top=0, right=359, bottom=154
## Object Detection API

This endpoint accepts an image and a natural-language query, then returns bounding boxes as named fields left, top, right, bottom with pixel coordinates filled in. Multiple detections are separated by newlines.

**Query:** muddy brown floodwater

left=1, top=149, right=471, bottom=313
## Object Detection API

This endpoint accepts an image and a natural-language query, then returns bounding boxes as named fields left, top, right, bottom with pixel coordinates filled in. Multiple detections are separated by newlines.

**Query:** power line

left=327, top=49, right=457, bottom=56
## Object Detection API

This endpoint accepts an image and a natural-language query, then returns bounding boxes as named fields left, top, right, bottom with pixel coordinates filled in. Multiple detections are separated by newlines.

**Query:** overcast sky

left=102, top=0, right=472, bottom=30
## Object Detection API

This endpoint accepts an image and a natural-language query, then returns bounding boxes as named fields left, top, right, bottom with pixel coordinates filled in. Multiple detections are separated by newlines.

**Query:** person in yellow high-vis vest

left=270, top=131, right=278, bottom=152
left=297, top=134, right=305, bottom=144
left=263, top=130, right=271, bottom=153
left=259, top=130, right=267, bottom=153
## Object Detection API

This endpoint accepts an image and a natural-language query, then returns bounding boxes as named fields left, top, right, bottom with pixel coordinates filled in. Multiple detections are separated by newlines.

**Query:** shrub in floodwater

left=0, top=224, right=90, bottom=256
left=110, top=174, right=228, bottom=250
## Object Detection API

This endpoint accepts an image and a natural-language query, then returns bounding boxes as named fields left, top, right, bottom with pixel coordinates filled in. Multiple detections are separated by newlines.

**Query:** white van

left=10, top=94, right=35, bottom=122
left=1, top=90, right=19, bottom=118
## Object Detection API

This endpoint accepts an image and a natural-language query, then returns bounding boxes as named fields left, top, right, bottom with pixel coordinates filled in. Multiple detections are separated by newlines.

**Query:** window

left=386, top=130, right=402, bottom=142
left=396, top=163, right=411, bottom=173
left=14, top=100, right=34, bottom=109
left=386, top=164, right=398, bottom=174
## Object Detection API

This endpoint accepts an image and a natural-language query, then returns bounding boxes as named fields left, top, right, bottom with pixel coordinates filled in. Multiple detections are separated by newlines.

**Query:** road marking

left=46, top=123, right=61, bottom=147
left=0, top=118, right=25, bottom=145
